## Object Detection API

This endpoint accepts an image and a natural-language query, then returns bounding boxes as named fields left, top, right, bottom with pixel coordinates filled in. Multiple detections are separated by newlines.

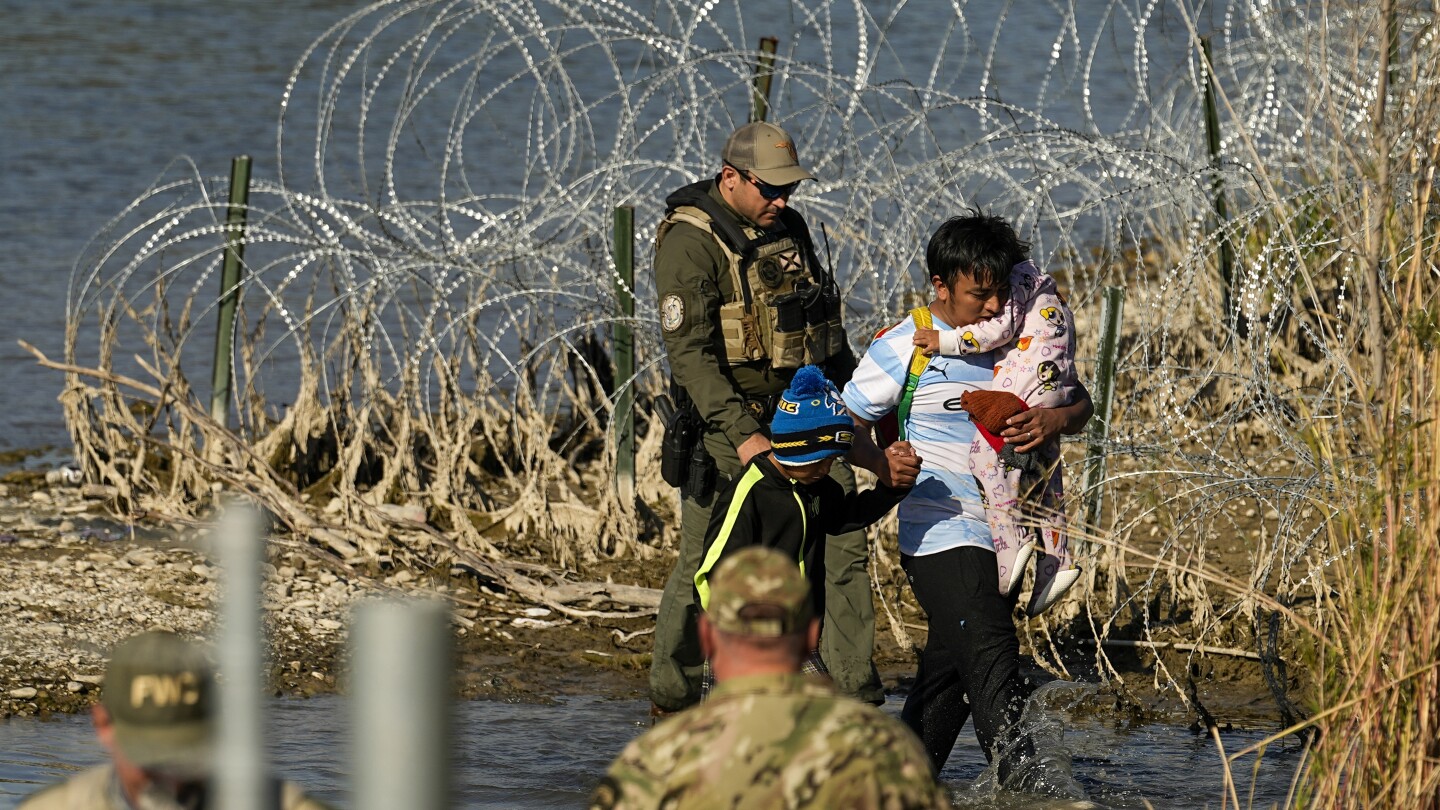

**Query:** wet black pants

left=900, top=545, right=1034, bottom=782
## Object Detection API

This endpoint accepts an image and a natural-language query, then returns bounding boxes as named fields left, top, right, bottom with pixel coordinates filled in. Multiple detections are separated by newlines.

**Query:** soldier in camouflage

left=592, top=547, right=950, bottom=810
left=650, top=121, right=920, bottom=714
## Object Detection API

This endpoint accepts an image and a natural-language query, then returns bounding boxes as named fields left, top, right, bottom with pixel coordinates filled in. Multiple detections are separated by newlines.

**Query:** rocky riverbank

left=0, top=466, right=1290, bottom=731
left=0, top=477, right=353, bottom=718
left=0, top=472, right=656, bottom=720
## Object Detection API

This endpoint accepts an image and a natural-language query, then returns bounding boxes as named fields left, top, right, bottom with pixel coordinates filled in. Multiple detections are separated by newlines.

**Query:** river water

left=0, top=1, right=1297, bottom=807
left=0, top=694, right=1303, bottom=809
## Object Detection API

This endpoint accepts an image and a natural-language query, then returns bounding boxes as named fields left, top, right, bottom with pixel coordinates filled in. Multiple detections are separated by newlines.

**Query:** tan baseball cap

left=705, top=547, right=813, bottom=637
left=721, top=122, right=817, bottom=186
left=101, top=631, right=215, bottom=773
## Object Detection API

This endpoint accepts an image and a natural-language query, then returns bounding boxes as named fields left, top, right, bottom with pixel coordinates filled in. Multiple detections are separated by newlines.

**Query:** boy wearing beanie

left=692, top=366, right=914, bottom=651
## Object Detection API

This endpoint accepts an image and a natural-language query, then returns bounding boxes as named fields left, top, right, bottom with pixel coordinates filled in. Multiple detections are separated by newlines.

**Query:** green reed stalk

left=1302, top=5, right=1440, bottom=802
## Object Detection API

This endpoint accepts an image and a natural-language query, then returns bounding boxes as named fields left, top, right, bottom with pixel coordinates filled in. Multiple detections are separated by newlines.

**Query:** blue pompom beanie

left=770, top=365, right=855, bottom=465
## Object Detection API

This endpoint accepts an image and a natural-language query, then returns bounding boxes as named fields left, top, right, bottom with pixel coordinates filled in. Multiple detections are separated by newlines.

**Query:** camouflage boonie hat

left=101, top=631, right=215, bottom=773
left=706, top=547, right=813, bottom=637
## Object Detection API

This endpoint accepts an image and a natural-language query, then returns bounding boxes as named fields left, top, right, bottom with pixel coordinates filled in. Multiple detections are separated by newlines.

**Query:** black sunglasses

left=727, top=163, right=799, bottom=200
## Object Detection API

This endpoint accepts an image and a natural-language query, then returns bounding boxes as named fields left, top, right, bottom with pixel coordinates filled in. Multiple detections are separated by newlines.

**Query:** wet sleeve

left=655, top=224, right=763, bottom=448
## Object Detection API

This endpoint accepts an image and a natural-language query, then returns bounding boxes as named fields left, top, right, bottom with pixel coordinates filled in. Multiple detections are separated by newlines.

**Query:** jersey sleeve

left=841, top=323, right=910, bottom=422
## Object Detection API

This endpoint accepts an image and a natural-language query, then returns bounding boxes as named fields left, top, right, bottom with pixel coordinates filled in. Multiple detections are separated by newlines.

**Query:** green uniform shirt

left=590, top=672, right=950, bottom=810
left=655, top=182, right=855, bottom=466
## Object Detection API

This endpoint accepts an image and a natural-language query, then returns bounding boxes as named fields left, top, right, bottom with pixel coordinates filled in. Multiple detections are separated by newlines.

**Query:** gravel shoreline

left=0, top=473, right=1288, bottom=729
left=0, top=479, right=362, bottom=718
left=0, top=475, right=656, bottom=721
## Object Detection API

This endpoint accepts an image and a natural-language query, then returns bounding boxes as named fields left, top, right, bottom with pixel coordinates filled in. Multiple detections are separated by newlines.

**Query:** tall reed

left=1300, top=4, right=1440, bottom=799
left=1172, top=2, right=1440, bottom=803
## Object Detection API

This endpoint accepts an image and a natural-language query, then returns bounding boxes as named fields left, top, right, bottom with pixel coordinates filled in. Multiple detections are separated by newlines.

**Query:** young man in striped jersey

left=842, top=213, right=1093, bottom=787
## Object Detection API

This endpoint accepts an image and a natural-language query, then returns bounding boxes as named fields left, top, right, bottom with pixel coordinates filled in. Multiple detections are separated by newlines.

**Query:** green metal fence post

left=1082, top=286, right=1125, bottom=541
left=211, top=155, right=252, bottom=428
left=751, top=37, right=778, bottom=123
left=613, top=206, right=636, bottom=502
left=1201, top=36, right=1241, bottom=337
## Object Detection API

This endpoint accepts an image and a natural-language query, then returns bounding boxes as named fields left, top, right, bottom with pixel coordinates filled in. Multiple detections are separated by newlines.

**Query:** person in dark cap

left=591, top=547, right=949, bottom=810
left=18, top=630, right=331, bottom=810
left=650, top=120, right=921, bottom=716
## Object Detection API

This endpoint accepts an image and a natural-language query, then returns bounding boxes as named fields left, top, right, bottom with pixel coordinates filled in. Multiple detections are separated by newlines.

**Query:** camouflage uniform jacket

left=590, top=673, right=950, bottom=809
left=655, top=181, right=856, bottom=476
left=17, top=765, right=334, bottom=810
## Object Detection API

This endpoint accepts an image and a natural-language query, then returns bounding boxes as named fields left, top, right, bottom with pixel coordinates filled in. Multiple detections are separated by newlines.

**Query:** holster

left=658, top=387, right=698, bottom=489
left=683, top=441, right=716, bottom=501
left=659, top=382, right=723, bottom=501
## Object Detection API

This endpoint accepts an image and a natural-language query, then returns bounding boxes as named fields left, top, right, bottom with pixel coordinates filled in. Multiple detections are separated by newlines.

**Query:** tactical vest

left=655, top=182, right=845, bottom=370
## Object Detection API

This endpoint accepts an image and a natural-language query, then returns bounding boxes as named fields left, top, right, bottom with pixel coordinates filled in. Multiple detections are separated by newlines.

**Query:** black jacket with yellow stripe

left=694, top=453, right=908, bottom=619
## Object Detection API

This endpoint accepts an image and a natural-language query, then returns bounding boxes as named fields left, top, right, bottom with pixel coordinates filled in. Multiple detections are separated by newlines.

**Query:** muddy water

left=0, top=694, right=1302, bottom=809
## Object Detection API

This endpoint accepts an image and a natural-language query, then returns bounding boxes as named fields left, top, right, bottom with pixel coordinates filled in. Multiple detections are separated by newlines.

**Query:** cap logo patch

left=130, top=672, right=201, bottom=708
left=776, top=398, right=799, bottom=414
left=775, top=141, right=797, bottom=162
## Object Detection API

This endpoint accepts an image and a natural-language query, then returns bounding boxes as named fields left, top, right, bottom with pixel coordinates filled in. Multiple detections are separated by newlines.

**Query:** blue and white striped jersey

left=842, top=312, right=995, bottom=557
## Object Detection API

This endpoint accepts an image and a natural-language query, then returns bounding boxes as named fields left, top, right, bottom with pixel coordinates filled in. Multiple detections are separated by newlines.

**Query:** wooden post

left=613, top=206, right=636, bottom=502
left=1082, top=286, right=1125, bottom=540
left=211, top=155, right=252, bottom=427
left=751, top=36, right=778, bottom=123
left=1201, top=37, right=1242, bottom=337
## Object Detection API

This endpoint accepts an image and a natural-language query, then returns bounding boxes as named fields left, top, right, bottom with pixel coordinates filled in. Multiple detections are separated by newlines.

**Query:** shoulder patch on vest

left=661, top=294, right=685, bottom=332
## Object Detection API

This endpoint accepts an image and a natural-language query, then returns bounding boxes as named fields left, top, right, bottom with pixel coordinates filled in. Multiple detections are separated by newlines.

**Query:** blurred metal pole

left=215, top=501, right=274, bottom=810
left=353, top=600, right=452, bottom=810
left=211, top=155, right=252, bottom=428
left=751, top=37, right=778, bottom=122
left=613, top=205, right=636, bottom=503
left=1081, top=286, right=1125, bottom=542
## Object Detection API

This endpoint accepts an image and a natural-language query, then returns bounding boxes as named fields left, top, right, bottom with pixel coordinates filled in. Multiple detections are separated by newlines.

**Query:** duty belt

left=741, top=394, right=778, bottom=423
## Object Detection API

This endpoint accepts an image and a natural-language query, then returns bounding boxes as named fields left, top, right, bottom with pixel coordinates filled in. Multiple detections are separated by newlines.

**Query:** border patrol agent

left=650, top=121, right=908, bottom=714
left=19, top=631, right=332, bottom=810
left=592, top=547, right=950, bottom=810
